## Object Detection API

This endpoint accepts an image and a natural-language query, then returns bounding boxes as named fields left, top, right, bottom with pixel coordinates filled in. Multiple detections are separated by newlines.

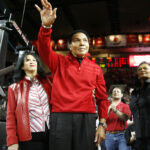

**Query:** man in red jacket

left=35, top=0, right=109, bottom=150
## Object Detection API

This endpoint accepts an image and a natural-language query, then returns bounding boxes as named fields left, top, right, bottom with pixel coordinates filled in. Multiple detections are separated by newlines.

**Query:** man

left=106, top=87, right=131, bottom=150
left=35, top=0, right=109, bottom=150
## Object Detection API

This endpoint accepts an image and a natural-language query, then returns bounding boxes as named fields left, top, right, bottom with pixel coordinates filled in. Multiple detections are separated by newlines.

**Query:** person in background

left=122, top=94, right=131, bottom=105
left=105, top=87, right=131, bottom=150
left=130, top=61, right=150, bottom=150
left=0, top=87, right=7, bottom=150
left=6, top=51, right=52, bottom=150
left=35, top=0, right=109, bottom=150
left=124, top=123, right=136, bottom=150
left=0, top=87, right=7, bottom=121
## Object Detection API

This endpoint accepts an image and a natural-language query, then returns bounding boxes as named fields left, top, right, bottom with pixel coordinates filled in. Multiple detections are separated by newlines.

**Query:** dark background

left=1, top=0, right=150, bottom=42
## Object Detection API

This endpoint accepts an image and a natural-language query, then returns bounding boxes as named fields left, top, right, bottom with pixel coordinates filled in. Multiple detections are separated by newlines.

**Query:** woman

left=130, top=61, right=150, bottom=150
left=6, top=51, right=52, bottom=150
left=105, top=87, right=131, bottom=150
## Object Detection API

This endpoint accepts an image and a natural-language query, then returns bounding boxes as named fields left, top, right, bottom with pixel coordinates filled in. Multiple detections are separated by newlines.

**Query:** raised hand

left=35, top=0, right=57, bottom=27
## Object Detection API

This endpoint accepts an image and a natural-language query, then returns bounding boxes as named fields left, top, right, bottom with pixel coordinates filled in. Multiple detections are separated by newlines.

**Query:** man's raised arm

left=35, top=0, right=60, bottom=72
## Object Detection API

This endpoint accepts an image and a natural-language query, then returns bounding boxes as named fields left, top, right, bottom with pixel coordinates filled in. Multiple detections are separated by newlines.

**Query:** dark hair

left=13, top=51, right=46, bottom=82
left=138, top=61, right=150, bottom=68
left=67, top=29, right=90, bottom=45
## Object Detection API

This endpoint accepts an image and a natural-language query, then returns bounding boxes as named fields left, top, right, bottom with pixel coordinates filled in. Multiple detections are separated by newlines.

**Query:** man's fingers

left=95, top=139, right=101, bottom=147
left=44, top=0, right=52, bottom=8
left=41, top=0, right=47, bottom=8
left=42, top=0, right=52, bottom=9
left=94, top=137, right=99, bottom=147
left=52, top=8, right=57, bottom=18
left=94, top=133, right=101, bottom=146
left=35, top=4, right=42, bottom=12
left=95, top=132, right=104, bottom=146
left=94, top=135, right=97, bottom=143
left=96, top=137, right=103, bottom=147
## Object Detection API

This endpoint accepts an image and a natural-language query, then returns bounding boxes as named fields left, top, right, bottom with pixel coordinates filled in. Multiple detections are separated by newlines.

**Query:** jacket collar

left=67, top=52, right=90, bottom=60
left=25, top=76, right=38, bottom=82
left=22, top=74, right=40, bottom=84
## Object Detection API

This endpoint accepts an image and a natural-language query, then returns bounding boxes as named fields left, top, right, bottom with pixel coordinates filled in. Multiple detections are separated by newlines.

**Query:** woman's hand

left=8, top=144, right=19, bottom=150
left=35, top=0, right=57, bottom=27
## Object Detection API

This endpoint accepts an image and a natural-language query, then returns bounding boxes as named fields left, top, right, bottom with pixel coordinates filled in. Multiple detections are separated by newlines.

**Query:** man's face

left=137, top=63, right=150, bottom=80
left=69, top=32, right=89, bottom=58
left=112, top=88, right=123, bottom=100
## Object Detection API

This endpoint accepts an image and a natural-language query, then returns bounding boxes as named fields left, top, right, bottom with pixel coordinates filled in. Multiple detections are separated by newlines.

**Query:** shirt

left=26, top=76, right=50, bottom=132
left=106, top=101, right=131, bottom=131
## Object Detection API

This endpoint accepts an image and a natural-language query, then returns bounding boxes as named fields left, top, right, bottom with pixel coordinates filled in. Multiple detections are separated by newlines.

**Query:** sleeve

left=37, top=26, right=61, bottom=73
left=6, top=86, right=18, bottom=146
left=95, top=68, right=109, bottom=119
left=121, top=103, right=131, bottom=117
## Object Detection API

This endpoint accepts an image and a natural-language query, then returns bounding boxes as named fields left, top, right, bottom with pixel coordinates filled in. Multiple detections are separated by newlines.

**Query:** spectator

left=6, top=51, right=52, bottom=150
left=105, top=87, right=131, bottom=150
left=0, top=86, right=7, bottom=121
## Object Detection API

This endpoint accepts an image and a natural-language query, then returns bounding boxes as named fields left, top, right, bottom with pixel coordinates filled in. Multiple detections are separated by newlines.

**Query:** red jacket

left=6, top=75, right=52, bottom=146
left=38, top=27, right=109, bottom=119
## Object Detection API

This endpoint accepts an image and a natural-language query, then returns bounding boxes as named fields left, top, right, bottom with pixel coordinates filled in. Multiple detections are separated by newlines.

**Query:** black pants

left=49, top=113, right=98, bottom=150
left=19, top=124, right=49, bottom=150
left=135, top=138, right=150, bottom=150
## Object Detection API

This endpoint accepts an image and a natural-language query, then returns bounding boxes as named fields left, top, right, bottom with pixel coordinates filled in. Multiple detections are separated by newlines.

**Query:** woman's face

left=137, top=63, right=150, bottom=80
left=22, top=54, right=37, bottom=75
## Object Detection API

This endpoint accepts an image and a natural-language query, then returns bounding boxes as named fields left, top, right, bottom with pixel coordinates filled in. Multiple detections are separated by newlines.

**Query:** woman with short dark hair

left=6, top=51, right=52, bottom=150
left=130, top=61, right=150, bottom=150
